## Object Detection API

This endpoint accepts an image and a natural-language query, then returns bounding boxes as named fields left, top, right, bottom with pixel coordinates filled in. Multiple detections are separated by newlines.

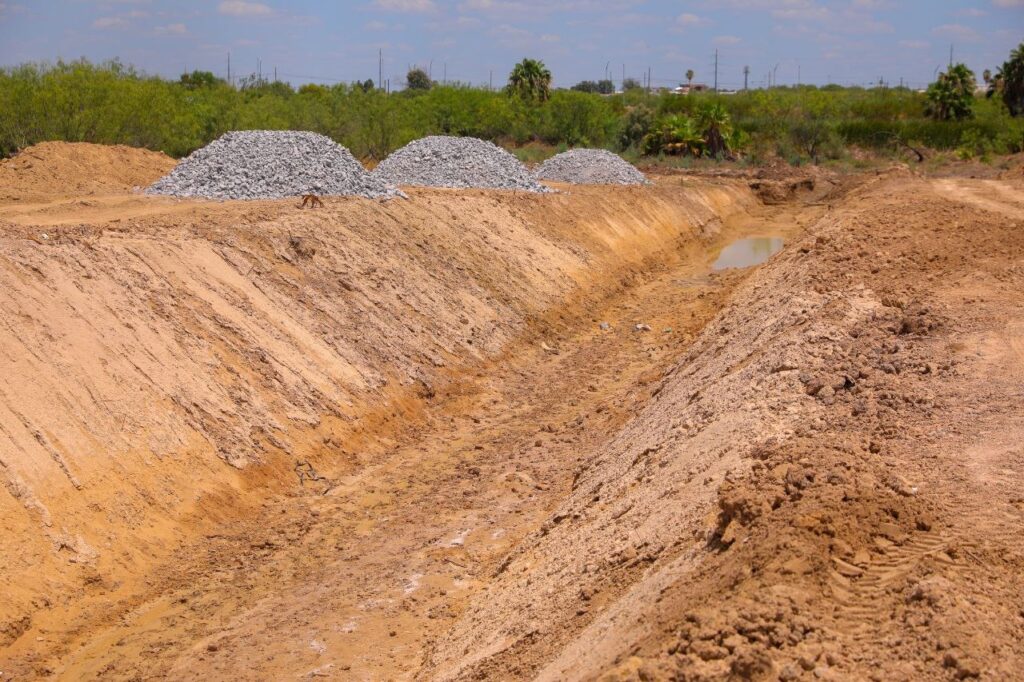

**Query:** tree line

left=1, top=48, right=1022, bottom=165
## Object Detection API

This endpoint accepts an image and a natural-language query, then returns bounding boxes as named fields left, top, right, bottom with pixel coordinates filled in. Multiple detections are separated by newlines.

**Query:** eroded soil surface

left=1, top=144, right=1023, bottom=681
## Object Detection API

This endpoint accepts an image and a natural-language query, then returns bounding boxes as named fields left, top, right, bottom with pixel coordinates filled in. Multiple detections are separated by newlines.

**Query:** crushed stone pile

left=146, top=130, right=401, bottom=200
left=372, top=136, right=550, bottom=192
left=534, top=148, right=648, bottom=185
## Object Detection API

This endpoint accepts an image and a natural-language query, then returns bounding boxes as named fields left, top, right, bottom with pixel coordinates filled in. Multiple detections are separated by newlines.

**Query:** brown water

left=712, top=236, right=784, bottom=271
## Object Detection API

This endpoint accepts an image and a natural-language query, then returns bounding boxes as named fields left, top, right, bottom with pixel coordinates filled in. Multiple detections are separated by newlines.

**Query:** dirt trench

left=2, top=149, right=1023, bottom=681
left=0, top=150, right=777, bottom=678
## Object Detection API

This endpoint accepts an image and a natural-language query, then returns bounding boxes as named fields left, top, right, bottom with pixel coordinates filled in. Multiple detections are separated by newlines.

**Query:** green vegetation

left=925, top=63, right=976, bottom=121
left=506, top=58, right=552, bottom=104
left=1, top=55, right=1022, bottom=165
left=406, top=68, right=432, bottom=91
left=988, top=42, right=1024, bottom=117
left=571, top=79, right=614, bottom=95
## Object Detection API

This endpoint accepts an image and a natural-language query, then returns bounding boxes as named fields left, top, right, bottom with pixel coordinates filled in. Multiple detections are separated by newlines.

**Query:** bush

left=1, top=58, right=1021, bottom=164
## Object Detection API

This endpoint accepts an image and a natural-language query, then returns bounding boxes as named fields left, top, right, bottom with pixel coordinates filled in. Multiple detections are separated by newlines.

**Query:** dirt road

left=1, top=143, right=1022, bottom=681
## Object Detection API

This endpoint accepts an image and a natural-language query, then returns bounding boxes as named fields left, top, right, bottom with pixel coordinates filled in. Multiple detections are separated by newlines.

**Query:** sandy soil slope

left=2, top=144, right=1022, bottom=681
left=0, top=149, right=757, bottom=676
left=423, top=172, right=1024, bottom=681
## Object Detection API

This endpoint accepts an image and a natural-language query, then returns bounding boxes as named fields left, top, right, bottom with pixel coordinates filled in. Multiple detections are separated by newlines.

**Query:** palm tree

left=642, top=115, right=704, bottom=157
left=506, top=58, right=552, bottom=103
left=987, top=42, right=1024, bottom=117
left=686, top=69, right=695, bottom=89
left=925, top=63, right=976, bottom=121
left=696, top=102, right=734, bottom=158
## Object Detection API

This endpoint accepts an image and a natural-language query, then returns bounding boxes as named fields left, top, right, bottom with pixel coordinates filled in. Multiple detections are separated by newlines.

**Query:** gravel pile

left=372, top=136, right=550, bottom=192
left=534, top=148, right=648, bottom=186
left=146, top=130, right=401, bottom=200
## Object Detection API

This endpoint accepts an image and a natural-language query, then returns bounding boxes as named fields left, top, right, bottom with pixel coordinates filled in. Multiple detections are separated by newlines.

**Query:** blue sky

left=0, top=1, right=1021, bottom=89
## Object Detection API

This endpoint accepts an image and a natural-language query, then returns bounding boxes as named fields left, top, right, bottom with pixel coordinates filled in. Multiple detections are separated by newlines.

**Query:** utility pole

left=274, top=66, right=277, bottom=82
left=949, top=44, right=953, bottom=67
left=489, top=70, right=493, bottom=91
left=743, top=65, right=749, bottom=90
left=443, top=62, right=447, bottom=85
left=379, top=48, right=383, bottom=90
left=713, top=49, right=718, bottom=92
left=797, top=63, right=800, bottom=87
left=227, top=52, right=231, bottom=85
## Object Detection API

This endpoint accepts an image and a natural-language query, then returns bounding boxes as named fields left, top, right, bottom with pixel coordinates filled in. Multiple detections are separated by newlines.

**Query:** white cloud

left=540, top=33, right=559, bottom=43
left=155, top=22, right=187, bottom=35
left=898, top=39, right=929, bottom=49
left=460, top=0, right=527, bottom=10
left=713, top=35, right=742, bottom=45
left=992, top=0, right=1023, bottom=6
left=955, top=7, right=987, bottom=16
left=218, top=1, right=272, bottom=16
left=372, top=0, right=436, bottom=10
left=676, top=13, right=708, bottom=26
left=931, top=23, right=981, bottom=41
left=92, top=16, right=128, bottom=28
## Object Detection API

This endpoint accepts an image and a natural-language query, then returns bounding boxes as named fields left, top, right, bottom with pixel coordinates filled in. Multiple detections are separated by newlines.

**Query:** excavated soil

left=0, top=142, right=175, bottom=202
left=1, top=143, right=1023, bottom=681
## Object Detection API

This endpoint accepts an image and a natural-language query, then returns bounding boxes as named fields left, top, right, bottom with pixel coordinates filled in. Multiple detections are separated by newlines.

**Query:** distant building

left=672, top=83, right=710, bottom=95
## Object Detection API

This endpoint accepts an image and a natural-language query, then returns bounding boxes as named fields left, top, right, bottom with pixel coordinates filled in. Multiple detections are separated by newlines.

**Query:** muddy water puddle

left=712, top=236, right=784, bottom=271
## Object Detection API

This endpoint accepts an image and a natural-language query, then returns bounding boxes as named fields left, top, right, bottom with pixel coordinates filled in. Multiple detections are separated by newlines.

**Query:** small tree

left=406, top=67, right=432, bottom=91
left=506, top=58, right=552, bottom=103
left=696, top=102, right=733, bottom=157
left=179, top=70, right=221, bottom=89
left=686, top=69, right=695, bottom=87
left=925, top=63, right=976, bottom=121
left=571, top=80, right=600, bottom=93
left=987, top=42, right=1024, bottom=117
left=622, top=77, right=642, bottom=91
left=597, top=79, right=615, bottom=94
left=618, top=104, right=654, bottom=149
left=642, top=115, right=703, bottom=156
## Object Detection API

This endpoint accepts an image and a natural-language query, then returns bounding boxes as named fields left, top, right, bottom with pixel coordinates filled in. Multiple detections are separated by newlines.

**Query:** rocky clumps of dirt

left=534, top=148, right=648, bottom=186
left=146, top=130, right=402, bottom=200
left=372, top=136, right=550, bottom=192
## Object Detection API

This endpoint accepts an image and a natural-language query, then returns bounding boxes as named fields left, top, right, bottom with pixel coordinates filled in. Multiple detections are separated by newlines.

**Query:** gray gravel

left=372, top=136, right=550, bottom=192
left=534, top=148, right=648, bottom=186
left=146, top=130, right=402, bottom=200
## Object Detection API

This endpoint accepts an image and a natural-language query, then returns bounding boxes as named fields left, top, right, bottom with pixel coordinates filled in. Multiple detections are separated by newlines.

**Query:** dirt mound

left=423, top=174, right=1024, bottom=680
left=0, top=142, right=175, bottom=202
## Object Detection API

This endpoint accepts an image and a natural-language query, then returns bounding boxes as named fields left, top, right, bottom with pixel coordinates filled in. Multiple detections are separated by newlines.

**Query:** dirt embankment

left=0, top=142, right=175, bottom=202
left=423, top=171, right=1024, bottom=681
left=0, top=150, right=756, bottom=655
